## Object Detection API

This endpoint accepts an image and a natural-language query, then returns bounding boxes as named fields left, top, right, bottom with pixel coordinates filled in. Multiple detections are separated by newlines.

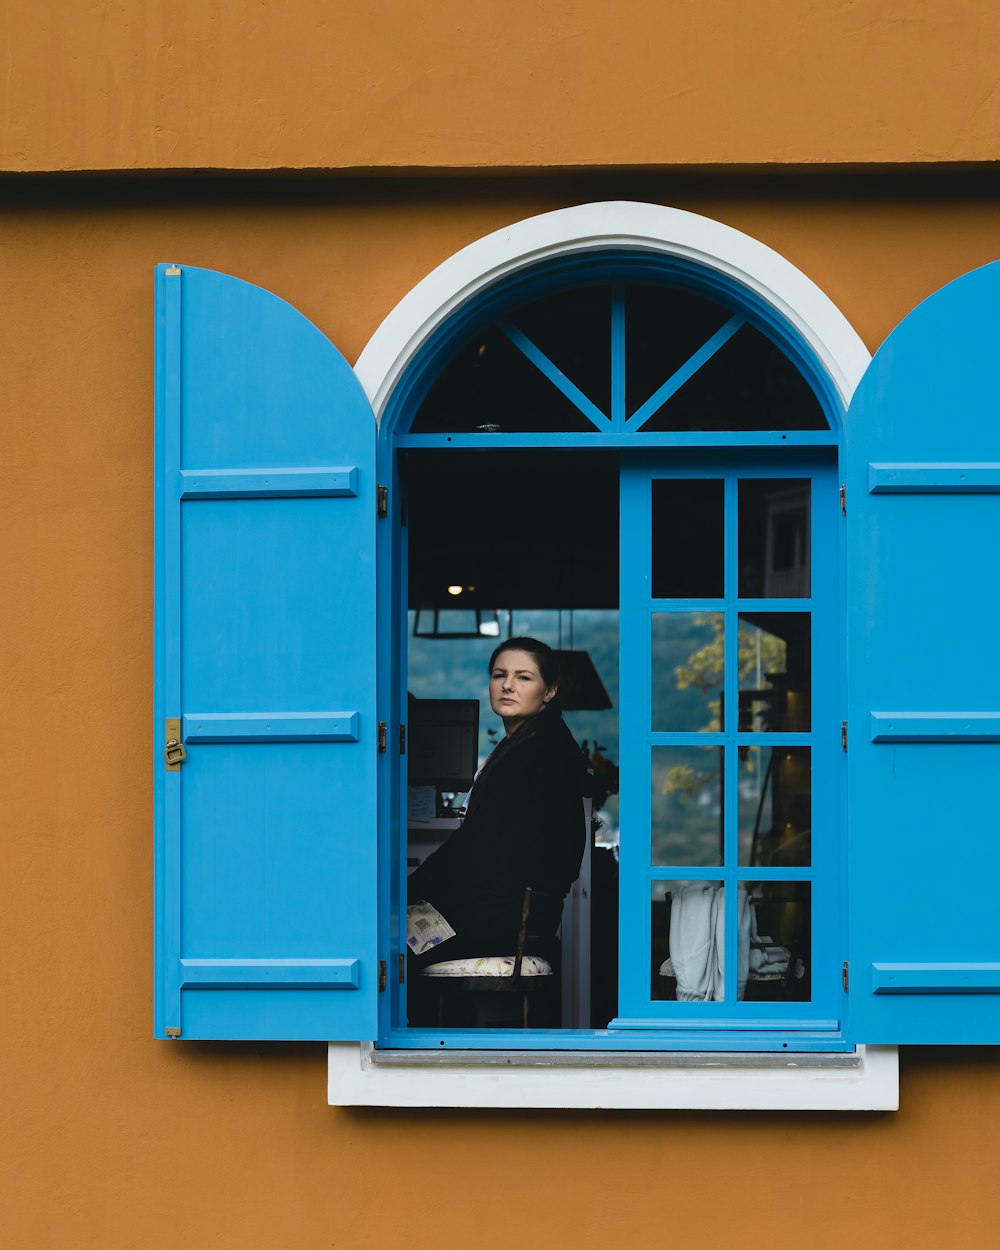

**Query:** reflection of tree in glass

left=663, top=614, right=785, bottom=801
left=660, top=762, right=706, bottom=801
left=672, top=613, right=722, bottom=733
left=652, top=747, right=722, bottom=866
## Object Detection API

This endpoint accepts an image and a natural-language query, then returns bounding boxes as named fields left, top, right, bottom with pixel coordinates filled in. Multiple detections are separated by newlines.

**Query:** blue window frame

left=379, top=256, right=848, bottom=1051
left=613, top=458, right=840, bottom=1044
left=393, top=254, right=840, bottom=447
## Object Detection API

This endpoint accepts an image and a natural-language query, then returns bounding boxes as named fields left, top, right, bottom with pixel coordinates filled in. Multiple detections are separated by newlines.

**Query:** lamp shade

left=551, top=650, right=612, bottom=711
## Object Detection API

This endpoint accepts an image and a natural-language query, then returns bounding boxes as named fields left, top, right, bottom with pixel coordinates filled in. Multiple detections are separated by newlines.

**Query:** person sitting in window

left=407, top=637, right=588, bottom=973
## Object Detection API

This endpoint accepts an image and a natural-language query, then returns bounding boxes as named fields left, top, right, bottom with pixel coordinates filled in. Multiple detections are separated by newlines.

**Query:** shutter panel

left=154, top=264, right=379, bottom=1040
left=846, top=260, right=1000, bottom=1043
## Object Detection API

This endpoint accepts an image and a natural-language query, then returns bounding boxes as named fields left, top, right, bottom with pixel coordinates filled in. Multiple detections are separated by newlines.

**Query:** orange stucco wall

left=3, top=175, right=1000, bottom=1248
left=3, top=0, right=999, bottom=172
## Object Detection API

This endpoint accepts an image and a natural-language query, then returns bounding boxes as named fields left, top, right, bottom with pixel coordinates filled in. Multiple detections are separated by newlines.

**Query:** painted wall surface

left=3, top=1, right=999, bottom=172
left=3, top=177, right=1000, bottom=1248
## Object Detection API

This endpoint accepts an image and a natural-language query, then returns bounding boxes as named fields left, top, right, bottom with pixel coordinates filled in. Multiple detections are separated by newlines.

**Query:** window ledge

left=327, top=1043, right=898, bottom=1111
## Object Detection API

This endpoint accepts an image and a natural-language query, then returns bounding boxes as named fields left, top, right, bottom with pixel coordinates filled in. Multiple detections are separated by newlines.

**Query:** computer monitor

left=407, top=698, right=480, bottom=792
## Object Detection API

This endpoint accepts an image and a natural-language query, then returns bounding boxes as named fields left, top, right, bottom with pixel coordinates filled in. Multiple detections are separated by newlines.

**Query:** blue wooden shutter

left=846, top=261, right=1000, bottom=1043
left=154, top=264, right=378, bottom=1040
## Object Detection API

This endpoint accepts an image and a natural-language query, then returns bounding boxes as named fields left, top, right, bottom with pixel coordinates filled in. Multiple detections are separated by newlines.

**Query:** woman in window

left=407, top=637, right=588, bottom=976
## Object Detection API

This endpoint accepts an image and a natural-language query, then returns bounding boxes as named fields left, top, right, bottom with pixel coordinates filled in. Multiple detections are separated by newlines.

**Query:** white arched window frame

left=355, top=201, right=868, bottom=424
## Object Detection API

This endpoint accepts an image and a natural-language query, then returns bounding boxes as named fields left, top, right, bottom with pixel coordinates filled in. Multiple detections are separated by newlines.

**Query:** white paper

left=406, top=900, right=457, bottom=956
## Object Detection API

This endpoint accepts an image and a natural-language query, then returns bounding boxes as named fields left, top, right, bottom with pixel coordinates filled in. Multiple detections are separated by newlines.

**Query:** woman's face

left=489, top=649, right=557, bottom=733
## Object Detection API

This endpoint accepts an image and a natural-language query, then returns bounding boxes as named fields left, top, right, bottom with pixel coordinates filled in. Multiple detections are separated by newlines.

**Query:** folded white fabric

left=422, top=955, right=552, bottom=978
left=750, top=945, right=791, bottom=976
left=747, top=901, right=791, bottom=977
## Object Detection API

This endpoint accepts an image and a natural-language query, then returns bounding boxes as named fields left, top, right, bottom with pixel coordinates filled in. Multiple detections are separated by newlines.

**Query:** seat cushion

left=422, top=954, right=553, bottom=978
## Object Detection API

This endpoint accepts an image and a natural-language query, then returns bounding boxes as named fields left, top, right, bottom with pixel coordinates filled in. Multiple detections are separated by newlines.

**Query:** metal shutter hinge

left=165, top=1026, right=182, bottom=1038
left=377, top=485, right=388, bottom=518
left=378, top=722, right=387, bottom=753
left=164, top=718, right=187, bottom=770
left=842, top=961, right=849, bottom=992
left=165, top=265, right=181, bottom=277
left=841, top=721, right=847, bottom=751
left=399, top=724, right=406, bottom=754
left=839, top=483, right=846, bottom=515
left=378, top=960, right=387, bottom=992
left=399, top=953, right=406, bottom=984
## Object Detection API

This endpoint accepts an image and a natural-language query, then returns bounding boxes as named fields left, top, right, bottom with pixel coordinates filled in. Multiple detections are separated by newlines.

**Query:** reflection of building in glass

left=763, top=483, right=811, bottom=598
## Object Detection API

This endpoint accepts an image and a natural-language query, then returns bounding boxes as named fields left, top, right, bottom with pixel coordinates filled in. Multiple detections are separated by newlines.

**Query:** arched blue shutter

left=846, top=261, right=1000, bottom=1043
left=154, top=264, right=378, bottom=1040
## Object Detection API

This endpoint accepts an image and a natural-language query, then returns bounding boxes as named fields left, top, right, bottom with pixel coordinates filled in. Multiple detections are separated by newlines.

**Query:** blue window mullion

left=723, top=472, right=739, bottom=1006
left=618, top=464, right=653, bottom=1018
left=734, top=732, right=812, bottom=747
left=649, top=868, right=732, bottom=882
left=394, top=431, right=839, bottom=450
left=611, top=282, right=626, bottom=430
left=736, top=597, right=815, bottom=613
left=649, top=598, right=726, bottom=612
left=723, top=471, right=738, bottom=738
left=626, top=315, right=746, bottom=431
left=737, top=867, right=817, bottom=882
left=806, top=465, right=840, bottom=1024
left=650, top=731, right=726, bottom=746
left=496, top=316, right=611, bottom=430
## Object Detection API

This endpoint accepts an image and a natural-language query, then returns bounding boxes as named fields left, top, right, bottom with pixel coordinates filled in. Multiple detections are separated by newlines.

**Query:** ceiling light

left=447, top=585, right=463, bottom=596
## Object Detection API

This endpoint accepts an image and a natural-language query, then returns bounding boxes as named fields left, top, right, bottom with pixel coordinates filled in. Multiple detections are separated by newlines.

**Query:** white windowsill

left=328, top=1043, right=898, bottom=1111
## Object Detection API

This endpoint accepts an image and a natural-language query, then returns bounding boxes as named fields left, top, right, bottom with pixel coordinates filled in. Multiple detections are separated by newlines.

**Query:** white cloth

left=665, top=885, right=751, bottom=1001
left=668, top=884, right=724, bottom=1001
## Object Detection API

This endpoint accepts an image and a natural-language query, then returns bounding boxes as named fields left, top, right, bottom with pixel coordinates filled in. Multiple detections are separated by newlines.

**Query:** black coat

left=407, top=709, right=588, bottom=957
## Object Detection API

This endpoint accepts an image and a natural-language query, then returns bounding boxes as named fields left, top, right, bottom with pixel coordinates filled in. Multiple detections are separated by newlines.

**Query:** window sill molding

left=328, top=1043, right=898, bottom=1111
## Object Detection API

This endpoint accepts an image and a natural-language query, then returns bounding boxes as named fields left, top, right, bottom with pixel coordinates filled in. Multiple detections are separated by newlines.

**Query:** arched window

left=389, top=253, right=841, bottom=1046
left=405, top=259, right=831, bottom=436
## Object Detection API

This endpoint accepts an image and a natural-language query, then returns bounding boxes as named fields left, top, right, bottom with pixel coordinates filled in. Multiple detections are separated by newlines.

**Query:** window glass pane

left=651, top=746, right=723, bottom=866
left=410, top=323, right=598, bottom=434
left=638, top=323, right=828, bottom=433
left=509, top=284, right=612, bottom=417
left=652, top=612, right=723, bottom=731
left=625, top=283, right=732, bottom=419
left=651, top=479, right=724, bottom=598
left=739, top=479, right=811, bottom=598
left=743, top=881, right=811, bottom=1002
left=652, top=881, right=725, bottom=1001
left=737, top=613, right=811, bottom=732
left=738, top=746, right=811, bottom=866
left=407, top=450, right=619, bottom=612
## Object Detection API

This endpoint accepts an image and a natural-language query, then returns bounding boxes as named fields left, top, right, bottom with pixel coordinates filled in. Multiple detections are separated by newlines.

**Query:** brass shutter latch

left=164, top=718, right=187, bottom=770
